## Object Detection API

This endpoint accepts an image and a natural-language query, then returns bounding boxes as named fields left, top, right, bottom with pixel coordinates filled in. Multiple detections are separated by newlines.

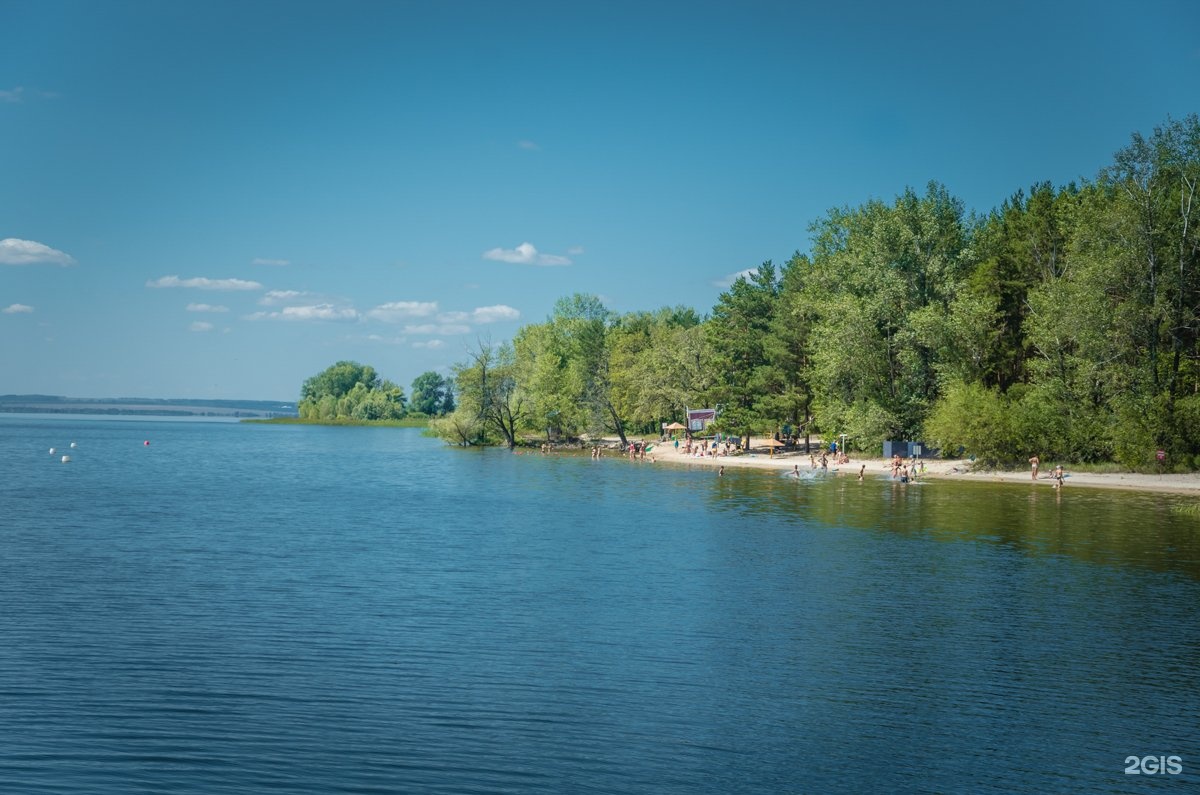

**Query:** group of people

left=1029, top=455, right=1066, bottom=488
left=673, top=436, right=735, bottom=459
left=591, top=436, right=1068, bottom=491
left=889, top=453, right=925, bottom=483
left=624, top=441, right=654, bottom=462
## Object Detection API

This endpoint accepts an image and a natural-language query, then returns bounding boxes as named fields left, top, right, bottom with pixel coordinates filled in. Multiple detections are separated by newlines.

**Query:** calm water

left=1, top=416, right=1197, bottom=794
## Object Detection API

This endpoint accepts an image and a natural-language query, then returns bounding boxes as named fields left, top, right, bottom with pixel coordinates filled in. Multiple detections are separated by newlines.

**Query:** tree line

left=297, top=361, right=454, bottom=421
left=435, top=115, right=1200, bottom=469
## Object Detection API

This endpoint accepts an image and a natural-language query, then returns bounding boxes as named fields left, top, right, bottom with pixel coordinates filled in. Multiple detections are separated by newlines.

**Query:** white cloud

left=247, top=304, right=359, bottom=322
left=148, top=275, right=262, bottom=290
left=482, top=241, right=571, bottom=266
left=423, top=305, right=520, bottom=327
left=713, top=268, right=758, bottom=288
left=2, top=303, right=34, bottom=314
left=365, top=301, right=439, bottom=322
left=471, top=304, right=521, bottom=323
left=251, top=257, right=290, bottom=266
left=364, top=334, right=407, bottom=345
left=0, top=238, right=76, bottom=266
left=404, top=323, right=471, bottom=335
left=190, top=321, right=214, bottom=332
left=412, top=339, right=446, bottom=349
left=186, top=303, right=230, bottom=313
left=258, top=289, right=307, bottom=305
left=0, top=87, right=54, bottom=102
left=517, top=140, right=540, bottom=151
left=567, top=246, right=585, bottom=256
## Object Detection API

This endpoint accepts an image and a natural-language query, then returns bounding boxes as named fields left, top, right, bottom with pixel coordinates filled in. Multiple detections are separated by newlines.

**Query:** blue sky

left=3, top=0, right=1198, bottom=401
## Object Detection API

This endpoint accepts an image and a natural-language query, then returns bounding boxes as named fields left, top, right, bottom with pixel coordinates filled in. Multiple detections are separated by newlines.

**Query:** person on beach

left=1054, top=464, right=1064, bottom=488
left=858, top=463, right=865, bottom=481
left=1029, top=455, right=1040, bottom=481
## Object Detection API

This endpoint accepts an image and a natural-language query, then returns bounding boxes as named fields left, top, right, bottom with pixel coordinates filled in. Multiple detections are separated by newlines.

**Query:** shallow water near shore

left=2, top=416, right=1198, bottom=793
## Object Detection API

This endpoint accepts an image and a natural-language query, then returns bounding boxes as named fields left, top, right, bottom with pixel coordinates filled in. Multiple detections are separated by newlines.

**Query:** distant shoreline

left=243, top=417, right=428, bottom=428
left=0, top=394, right=296, bottom=419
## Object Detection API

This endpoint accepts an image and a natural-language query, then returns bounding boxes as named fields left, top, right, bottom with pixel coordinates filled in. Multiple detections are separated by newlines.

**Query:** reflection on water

left=702, top=464, right=1200, bottom=580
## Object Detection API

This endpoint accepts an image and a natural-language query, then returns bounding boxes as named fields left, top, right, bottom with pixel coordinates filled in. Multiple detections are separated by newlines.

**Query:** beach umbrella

left=762, top=438, right=785, bottom=457
left=665, top=422, right=687, bottom=430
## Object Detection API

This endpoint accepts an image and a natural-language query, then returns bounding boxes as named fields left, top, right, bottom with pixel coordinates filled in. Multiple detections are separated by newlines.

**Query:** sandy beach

left=629, top=437, right=1200, bottom=496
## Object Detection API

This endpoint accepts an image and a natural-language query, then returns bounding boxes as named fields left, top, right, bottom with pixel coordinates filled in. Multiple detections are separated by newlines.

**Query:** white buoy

left=70, top=442, right=77, bottom=448
left=61, top=455, right=71, bottom=463
left=49, top=447, right=56, bottom=454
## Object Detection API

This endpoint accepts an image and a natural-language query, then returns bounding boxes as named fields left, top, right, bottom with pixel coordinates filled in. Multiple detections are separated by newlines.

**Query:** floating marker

left=61, top=455, right=70, bottom=463
left=70, top=442, right=77, bottom=448
left=49, top=447, right=56, bottom=455
left=144, top=440, right=150, bottom=446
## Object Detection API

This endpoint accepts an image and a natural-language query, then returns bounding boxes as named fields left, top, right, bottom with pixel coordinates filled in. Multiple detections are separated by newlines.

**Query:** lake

left=1, top=416, right=1197, bottom=793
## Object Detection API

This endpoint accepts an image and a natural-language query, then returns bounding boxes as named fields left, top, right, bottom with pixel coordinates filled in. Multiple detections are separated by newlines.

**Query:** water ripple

left=1, top=419, right=1197, bottom=793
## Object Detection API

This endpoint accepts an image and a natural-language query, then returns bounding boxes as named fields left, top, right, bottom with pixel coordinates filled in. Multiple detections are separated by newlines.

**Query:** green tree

left=410, top=371, right=455, bottom=416
left=301, top=361, right=380, bottom=402
left=966, top=183, right=1078, bottom=389
left=803, top=182, right=972, bottom=444
left=609, top=306, right=710, bottom=433
left=454, top=339, right=525, bottom=448
left=513, top=321, right=581, bottom=440
left=769, top=253, right=817, bottom=447
left=552, top=294, right=631, bottom=445
left=512, top=294, right=634, bottom=445
left=1102, top=115, right=1200, bottom=447
left=706, top=262, right=782, bottom=448
left=297, top=361, right=406, bottom=421
left=429, top=407, right=481, bottom=446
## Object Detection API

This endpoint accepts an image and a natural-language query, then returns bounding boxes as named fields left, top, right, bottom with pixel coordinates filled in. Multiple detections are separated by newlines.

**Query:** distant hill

left=0, top=395, right=298, bottom=418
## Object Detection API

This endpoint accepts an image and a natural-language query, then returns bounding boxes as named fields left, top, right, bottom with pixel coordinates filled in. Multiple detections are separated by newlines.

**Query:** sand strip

left=624, top=438, right=1200, bottom=496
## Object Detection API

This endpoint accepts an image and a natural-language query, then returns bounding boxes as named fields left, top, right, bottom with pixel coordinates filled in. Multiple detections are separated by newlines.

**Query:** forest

left=296, top=361, right=454, bottom=422
left=432, top=115, right=1200, bottom=469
